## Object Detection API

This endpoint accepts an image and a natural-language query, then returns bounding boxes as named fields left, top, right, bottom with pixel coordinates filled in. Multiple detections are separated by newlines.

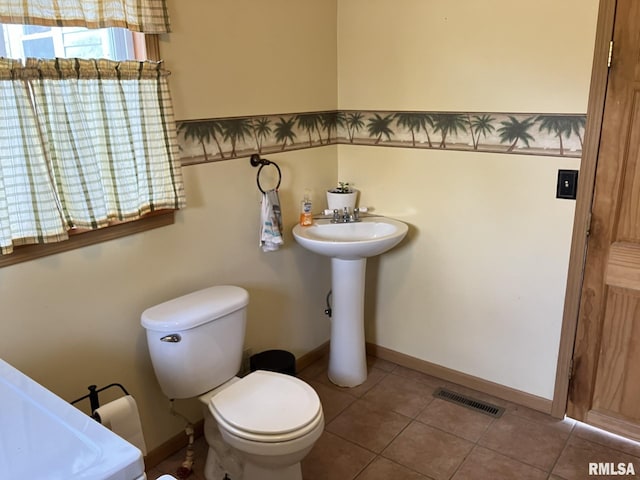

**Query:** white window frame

left=0, top=24, right=135, bottom=60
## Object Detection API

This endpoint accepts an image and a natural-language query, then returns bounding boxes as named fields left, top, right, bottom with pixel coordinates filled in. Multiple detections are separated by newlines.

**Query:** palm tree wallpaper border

left=176, top=110, right=585, bottom=165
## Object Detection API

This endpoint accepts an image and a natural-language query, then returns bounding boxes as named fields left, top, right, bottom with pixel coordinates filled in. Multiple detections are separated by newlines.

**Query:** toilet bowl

left=141, top=286, right=323, bottom=480
left=204, top=370, right=323, bottom=480
left=217, top=421, right=323, bottom=480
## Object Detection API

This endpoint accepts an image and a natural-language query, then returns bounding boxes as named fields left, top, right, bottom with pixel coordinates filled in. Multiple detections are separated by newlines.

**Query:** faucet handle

left=332, top=209, right=340, bottom=222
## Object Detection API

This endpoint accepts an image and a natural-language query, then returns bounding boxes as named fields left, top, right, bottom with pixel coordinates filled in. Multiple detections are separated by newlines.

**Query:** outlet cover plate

left=557, top=169, right=579, bottom=200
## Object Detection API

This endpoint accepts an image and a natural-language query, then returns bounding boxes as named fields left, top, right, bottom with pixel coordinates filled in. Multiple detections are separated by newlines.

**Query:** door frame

left=551, top=0, right=616, bottom=418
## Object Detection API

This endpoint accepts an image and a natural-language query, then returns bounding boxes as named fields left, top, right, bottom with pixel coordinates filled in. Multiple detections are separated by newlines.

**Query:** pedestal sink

left=293, top=216, right=408, bottom=387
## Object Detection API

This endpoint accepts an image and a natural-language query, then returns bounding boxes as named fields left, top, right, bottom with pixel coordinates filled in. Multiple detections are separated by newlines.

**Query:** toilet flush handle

left=160, top=334, right=181, bottom=343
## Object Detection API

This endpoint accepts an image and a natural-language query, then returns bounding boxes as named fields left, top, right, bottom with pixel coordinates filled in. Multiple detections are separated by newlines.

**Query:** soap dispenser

left=299, top=190, right=313, bottom=226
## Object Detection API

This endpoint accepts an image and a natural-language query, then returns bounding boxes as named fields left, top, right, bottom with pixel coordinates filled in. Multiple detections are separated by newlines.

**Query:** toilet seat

left=209, top=370, right=322, bottom=443
left=215, top=407, right=323, bottom=443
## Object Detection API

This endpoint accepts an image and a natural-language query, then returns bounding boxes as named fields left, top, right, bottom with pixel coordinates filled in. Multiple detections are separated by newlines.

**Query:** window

left=0, top=30, right=183, bottom=268
left=1, top=24, right=134, bottom=60
left=0, top=23, right=147, bottom=62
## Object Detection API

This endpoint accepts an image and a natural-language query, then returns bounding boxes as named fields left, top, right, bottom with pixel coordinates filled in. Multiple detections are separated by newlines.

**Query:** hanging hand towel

left=260, top=189, right=283, bottom=252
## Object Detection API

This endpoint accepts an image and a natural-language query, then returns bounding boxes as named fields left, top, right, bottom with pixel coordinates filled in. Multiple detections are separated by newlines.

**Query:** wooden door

left=568, top=0, right=640, bottom=441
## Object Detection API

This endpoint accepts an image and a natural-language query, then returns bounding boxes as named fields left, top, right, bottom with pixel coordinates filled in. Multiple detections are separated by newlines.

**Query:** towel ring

left=250, top=154, right=282, bottom=193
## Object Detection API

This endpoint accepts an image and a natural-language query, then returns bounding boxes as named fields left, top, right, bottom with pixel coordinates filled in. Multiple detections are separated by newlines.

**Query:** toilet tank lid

left=141, top=286, right=249, bottom=332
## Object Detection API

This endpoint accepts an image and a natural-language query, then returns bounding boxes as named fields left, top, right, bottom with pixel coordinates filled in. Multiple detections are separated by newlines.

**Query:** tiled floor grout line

left=569, top=419, right=640, bottom=460
left=350, top=452, right=377, bottom=480
left=450, top=413, right=499, bottom=480
left=322, top=414, right=414, bottom=479
left=437, top=404, right=499, bottom=480
left=473, top=415, right=561, bottom=475
left=376, top=420, right=440, bottom=480
left=447, top=443, right=476, bottom=480
left=325, top=401, right=413, bottom=450
left=547, top=420, right=576, bottom=479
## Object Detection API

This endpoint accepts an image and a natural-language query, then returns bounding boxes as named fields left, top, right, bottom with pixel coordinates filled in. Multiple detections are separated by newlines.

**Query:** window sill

left=0, top=210, right=175, bottom=268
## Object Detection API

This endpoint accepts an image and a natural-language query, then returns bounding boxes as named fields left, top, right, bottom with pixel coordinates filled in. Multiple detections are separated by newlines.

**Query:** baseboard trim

left=144, top=419, right=204, bottom=471
left=296, top=341, right=330, bottom=372
left=366, top=343, right=553, bottom=414
left=586, top=409, right=640, bottom=443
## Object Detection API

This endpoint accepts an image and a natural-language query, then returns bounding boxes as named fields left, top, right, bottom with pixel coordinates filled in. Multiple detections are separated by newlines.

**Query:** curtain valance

left=0, top=0, right=170, bottom=33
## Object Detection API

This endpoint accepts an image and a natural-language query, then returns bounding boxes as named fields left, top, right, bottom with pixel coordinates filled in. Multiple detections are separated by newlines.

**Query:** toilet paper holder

left=71, top=383, right=130, bottom=421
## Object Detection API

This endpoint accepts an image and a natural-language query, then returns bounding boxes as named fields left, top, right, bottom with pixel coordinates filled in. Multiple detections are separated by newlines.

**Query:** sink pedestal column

left=328, top=257, right=368, bottom=387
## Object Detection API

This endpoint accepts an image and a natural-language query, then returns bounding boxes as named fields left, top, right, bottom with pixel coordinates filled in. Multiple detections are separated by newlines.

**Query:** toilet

left=141, top=286, right=323, bottom=480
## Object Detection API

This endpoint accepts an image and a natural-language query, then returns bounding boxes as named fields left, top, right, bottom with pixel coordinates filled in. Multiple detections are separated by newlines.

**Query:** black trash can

left=249, top=349, right=296, bottom=376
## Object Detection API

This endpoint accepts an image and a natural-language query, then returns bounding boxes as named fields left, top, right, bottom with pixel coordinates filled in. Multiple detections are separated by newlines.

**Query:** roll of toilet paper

left=94, top=395, right=147, bottom=455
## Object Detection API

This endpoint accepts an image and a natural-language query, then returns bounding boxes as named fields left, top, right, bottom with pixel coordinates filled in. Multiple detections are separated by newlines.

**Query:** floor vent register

left=432, top=387, right=505, bottom=418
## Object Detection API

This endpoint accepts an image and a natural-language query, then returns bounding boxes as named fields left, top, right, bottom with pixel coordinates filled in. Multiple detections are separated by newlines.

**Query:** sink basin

left=292, top=217, right=408, bottom=260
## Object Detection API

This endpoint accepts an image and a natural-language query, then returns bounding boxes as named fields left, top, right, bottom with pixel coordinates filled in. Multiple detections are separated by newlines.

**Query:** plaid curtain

left=0, top=58, right=185, bottom=254
left=0, top=0, right=170, bottom=33
left=0, top=58, right=69, bottom=253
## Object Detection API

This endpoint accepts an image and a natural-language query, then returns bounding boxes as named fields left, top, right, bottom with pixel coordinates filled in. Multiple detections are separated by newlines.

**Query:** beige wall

left=0, top=0, right=600, bottom=454
left=338, top=0, right=599, bottom=399
left=338, top=0, right=596, bottom=112
left=163, top=0, right=337, bottom=119
left=0, top=0, right=337, bottom=452
left=341, top=146, right=580, bottom=398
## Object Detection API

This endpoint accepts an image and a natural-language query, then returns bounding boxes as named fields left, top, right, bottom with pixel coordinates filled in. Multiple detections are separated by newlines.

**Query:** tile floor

left=147, top=355, right=640, bottom=480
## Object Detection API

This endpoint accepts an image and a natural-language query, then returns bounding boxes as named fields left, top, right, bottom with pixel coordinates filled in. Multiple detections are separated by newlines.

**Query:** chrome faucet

left=342, top=207, right=350, bottom=222
left=330, top=207, right=362, bottom=223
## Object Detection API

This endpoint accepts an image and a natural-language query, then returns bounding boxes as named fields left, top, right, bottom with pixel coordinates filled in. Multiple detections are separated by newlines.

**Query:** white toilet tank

left=141, top=286, right=249, bottom=400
